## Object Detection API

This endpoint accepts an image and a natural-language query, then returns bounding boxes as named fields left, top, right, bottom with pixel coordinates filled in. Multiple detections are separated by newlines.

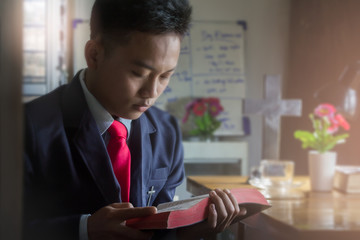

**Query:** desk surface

left=187, top=176, right=360, bottom=240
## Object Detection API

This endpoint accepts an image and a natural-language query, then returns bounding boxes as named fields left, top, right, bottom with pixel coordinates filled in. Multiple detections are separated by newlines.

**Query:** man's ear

left=84, top=39, right=103, bottom=69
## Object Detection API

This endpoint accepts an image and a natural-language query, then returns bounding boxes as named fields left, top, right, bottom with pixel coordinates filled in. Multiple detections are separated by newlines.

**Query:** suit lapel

left=73, top=113, right=121, bottom=204
left=61, top=73, right=121, bottom=204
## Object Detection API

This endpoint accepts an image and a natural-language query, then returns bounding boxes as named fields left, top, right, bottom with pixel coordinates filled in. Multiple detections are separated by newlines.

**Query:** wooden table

left=187, top=176, right=360, bottom=240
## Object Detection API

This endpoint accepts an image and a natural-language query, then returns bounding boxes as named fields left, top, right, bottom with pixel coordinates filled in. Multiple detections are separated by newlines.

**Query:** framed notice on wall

left=155, top=21, right=247, bottom=136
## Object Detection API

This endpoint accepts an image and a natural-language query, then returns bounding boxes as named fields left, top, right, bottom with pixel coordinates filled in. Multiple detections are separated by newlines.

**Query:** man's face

left=87, top=31, right=181, bottom=119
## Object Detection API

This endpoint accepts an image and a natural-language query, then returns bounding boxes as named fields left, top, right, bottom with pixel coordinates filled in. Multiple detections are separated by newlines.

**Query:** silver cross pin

left=147, top=186, right=156, bottom=206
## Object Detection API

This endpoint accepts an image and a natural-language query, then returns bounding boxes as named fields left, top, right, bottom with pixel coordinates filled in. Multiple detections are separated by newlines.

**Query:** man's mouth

left=134, top=102, right=152, bottom=112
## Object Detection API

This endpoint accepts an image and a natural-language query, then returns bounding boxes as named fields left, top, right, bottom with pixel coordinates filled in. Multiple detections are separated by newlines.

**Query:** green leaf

left=294, top=131, right=315, bottom=141
left=194, top=117, right=205, bottom=131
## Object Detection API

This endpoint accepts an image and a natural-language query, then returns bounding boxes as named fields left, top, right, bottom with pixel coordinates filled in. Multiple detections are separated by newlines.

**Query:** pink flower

left=324, top=112, right=350, bottom=134
left=182, top=99, right=199, bottom=123
left=335, top=114, right=350, bottom=131
left=182, top=111, right=190, bottom=123
left=327, top=116, right=339, bottom=134
left=314, top=103, right=336, bottom=117
left=208, top=104, right=223, bottom=117
left=204, top=98, right=223, bottom=117
left=192, top=100, right=207, bottom=116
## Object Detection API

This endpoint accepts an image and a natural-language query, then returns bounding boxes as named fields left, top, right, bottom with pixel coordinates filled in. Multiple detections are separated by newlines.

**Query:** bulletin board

left=155, top=21, right=247, bottom=136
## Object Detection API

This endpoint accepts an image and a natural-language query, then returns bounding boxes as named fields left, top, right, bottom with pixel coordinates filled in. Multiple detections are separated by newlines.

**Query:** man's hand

left=88, top=202, right=157, bottom=240
left=207, top=188, right=247, bottom=232
left=177, top=188, right=247, bottom=240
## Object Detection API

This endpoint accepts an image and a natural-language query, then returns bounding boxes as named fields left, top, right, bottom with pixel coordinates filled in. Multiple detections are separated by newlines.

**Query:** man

left=23, top=0, right=246, bottom=239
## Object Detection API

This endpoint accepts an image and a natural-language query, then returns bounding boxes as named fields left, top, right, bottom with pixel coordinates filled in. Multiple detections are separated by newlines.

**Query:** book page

left=157, top=194, right=208, bottom=213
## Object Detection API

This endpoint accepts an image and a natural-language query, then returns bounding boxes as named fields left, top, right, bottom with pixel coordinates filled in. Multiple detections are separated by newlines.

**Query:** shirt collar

left=79, top=69, right=132, bottom=135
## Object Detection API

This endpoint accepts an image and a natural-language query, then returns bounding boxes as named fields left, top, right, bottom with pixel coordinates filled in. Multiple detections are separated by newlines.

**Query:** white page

left=156, top=194, right=208, bottom=213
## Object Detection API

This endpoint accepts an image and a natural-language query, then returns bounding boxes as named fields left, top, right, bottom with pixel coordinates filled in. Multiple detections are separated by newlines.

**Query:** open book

left=126, top=188, right=271, bottom=229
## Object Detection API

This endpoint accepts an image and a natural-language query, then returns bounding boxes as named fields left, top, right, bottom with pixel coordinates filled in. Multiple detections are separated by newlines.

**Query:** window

left=22, top=0, right=67, bottom=102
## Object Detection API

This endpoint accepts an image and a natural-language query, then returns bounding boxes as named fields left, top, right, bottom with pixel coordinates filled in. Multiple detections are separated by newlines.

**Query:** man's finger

left=110, top=202, right=134, bottom=209
left=208, top=190, right=228, bottom=230
left=207, top=203, right=217, bottom=229
left=115, top=206, right=157, bottom=221
left=214, top=189, right=235, bottom=223
left=224, top=189, right=241, bottom=222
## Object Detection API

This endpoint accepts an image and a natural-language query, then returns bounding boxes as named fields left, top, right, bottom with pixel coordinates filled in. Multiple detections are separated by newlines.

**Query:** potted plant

left=294, top=103, right=350, bottom=191
left=182, top=97, right=224, bottom=141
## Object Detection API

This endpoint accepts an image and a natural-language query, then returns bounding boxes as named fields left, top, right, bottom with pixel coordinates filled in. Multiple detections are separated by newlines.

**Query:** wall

left=0, top=0, right=23, bottom=239
left=72, top=0, right=291, bottom=173
left=190, top=0, right=291, bottom=171
left=281, top=0, right=360, bottom=174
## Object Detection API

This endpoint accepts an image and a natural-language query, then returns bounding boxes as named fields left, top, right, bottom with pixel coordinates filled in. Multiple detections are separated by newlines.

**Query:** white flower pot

left=308, top=151, right=337, bottom=191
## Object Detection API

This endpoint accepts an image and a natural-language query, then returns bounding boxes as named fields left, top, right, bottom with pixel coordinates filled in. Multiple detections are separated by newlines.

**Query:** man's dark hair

left=90, top=0, right=192, bottom=48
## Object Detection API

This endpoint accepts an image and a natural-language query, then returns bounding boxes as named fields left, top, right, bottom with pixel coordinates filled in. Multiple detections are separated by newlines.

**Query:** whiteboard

left=156, top=21, right=247, bottom=136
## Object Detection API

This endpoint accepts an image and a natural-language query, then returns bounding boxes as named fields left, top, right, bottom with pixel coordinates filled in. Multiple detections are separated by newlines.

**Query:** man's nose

left=140, top=77, right=159, bottom=98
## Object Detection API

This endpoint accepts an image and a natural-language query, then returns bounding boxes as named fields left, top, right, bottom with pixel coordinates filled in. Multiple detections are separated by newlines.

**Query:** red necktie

left=107, top=121, right=131, bottom=202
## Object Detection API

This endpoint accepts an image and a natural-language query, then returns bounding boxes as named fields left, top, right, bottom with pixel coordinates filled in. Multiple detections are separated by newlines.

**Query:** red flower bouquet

left=182, top=97, right=224, bottom=139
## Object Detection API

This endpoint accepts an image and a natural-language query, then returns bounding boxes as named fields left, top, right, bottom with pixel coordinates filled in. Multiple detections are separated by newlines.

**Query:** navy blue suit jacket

left=23, top=72, right=185, bottom=239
